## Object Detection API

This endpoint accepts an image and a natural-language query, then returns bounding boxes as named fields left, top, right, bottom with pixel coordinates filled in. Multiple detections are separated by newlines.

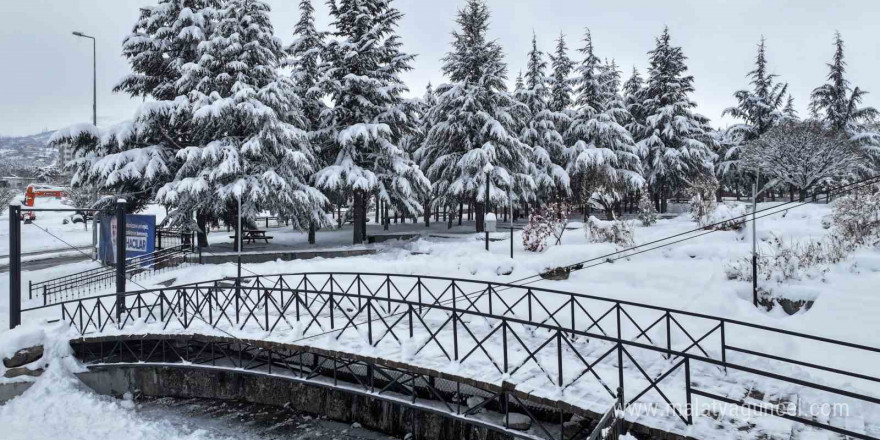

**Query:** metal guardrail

left=21, top=272, right=880, bottom=440
left=29, top=244, right=194, bottom=304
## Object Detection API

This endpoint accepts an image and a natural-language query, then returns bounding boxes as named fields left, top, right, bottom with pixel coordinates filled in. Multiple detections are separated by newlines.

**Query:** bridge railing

left=21, top=272, right=880, bottom=440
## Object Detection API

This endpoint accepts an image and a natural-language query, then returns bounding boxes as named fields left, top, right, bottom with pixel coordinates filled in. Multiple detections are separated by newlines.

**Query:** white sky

left=1, top=0, right=878, bottom=136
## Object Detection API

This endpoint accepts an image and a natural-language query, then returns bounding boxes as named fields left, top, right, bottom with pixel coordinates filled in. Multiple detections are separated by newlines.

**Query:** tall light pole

left=72, top=31, right=96, bottom=126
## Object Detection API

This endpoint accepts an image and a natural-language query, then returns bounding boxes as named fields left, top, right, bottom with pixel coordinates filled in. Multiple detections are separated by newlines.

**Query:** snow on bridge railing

left=20, top=272, right=880, bottom=440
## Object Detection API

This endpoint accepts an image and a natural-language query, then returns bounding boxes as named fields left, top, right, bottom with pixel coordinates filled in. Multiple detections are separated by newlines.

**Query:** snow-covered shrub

left=832, top=186, right=880, bottom=247
left=688, top=175, right=719, bottom=227
left=585, top=216, right=635, bottom=247
left=725, top=234, right=851, bottom=283
left=725, top=187, right=880, bottom=288
left=637, top=188, right=658, bottom=226
left=704, top=203, right=747, bottom=231
left=522, top=203, right=570, bottom=252
left=64, top=186, right=99, bottom=209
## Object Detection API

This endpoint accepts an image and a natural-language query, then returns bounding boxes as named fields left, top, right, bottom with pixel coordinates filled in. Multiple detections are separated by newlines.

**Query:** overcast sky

left=1, top=0, right=878, bottom=137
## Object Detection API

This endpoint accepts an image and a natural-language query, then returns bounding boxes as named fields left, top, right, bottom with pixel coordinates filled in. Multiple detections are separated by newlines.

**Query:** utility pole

left=72, top=31, right=97, bottom=127
left=115, top=199, right=126, bottom=322
left=752, top=170, right=760, bottom=307
left=9, top=203, right=21, bottom=329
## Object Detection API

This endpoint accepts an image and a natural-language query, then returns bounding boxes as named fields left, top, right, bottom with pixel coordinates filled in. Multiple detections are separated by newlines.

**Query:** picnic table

left=230, top=229, right=274, bottom=245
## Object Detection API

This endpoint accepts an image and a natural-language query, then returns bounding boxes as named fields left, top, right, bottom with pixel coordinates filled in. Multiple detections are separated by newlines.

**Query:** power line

left=282, top=174, right=880, bottom=344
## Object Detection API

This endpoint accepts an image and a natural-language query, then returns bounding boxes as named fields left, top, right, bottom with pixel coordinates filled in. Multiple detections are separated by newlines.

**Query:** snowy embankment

left=2, top=202, right=880, bottom=439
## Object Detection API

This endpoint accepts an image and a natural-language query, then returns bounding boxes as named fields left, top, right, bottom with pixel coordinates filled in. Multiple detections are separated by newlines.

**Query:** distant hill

left=0, top=131, right=58, bottom=169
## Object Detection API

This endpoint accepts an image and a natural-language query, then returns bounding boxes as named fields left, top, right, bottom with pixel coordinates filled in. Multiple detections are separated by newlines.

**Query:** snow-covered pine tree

left=424, top=0, right=532, bottom=232
left=50, top=0, right=217, bottom=226
left=287, top=0, right=327, bottom=243
left=159, top=0, right=329, bottom=242
left=723, top=38, right=789, bottom=140
left=411, top=83, right=439, bottom=227
left=519, top=34, right=569, bottom=203
left=548, top=32, right=575, bottom=115
left=622, top=66, right=645, bottom=136
left=567, top=31, right=642, bottom=220
left=720, top=37, right=789, bottom=204
left=810, top=32, right=879, bottom=166
left=783, top=94, right=799, bottom=120
left=287, top=0, right=325, bottom=135
left=317, top=0, right=430, bottom=244
left=636, top=27, right=714, bottom=213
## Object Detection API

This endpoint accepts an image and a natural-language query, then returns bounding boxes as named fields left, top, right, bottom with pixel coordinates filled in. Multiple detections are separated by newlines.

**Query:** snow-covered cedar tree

left=832, top=184, right=880, bottom=247
left=286, top=0, right=325, bottom=135
left=50, top=0, right=218, bottom=237
left=0, top=188, right=16, bottom=214
left=633, top=27, right=715, bottom=213
left=585, top=215, right=635, bottom=247
left=286, top=0, right=327, bottom=243
left=422, top=0, right=532, bottom=233
left=740, top=120, right=864, bottom=200
left=158, top=0, right=329, bottom=240
left=720, top=38, right=790, bottom=196
left=637, top=186, right=658, bottom=226
left=810, top=32, right=879, bottom=166
left=549, top=33, right=574, bottom=113
left=566, top=31, right=643, bottom=220
left=410, top=83, right=439, bottom=227
left=519, top=34, right=570, bottom=201
left=688, top=174, right=719, bottom=227
left=723, top=38, right=789, bottom=143
left=316, top=0, right=430, bottom=244
left=521, top=202, right=570, bottom=252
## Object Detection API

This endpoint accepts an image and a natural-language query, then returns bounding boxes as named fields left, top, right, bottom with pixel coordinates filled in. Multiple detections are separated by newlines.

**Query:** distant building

left=58, top=144, right=75, bottom=168
left=0, top=176, right=38, bottom=189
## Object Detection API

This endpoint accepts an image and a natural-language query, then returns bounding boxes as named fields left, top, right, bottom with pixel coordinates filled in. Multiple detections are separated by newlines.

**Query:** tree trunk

left=196, top=211, right=209, bottom=248
left=659, top=183, right=668, bottom=214
left=799, top=188, right=807, bottom=202
left=475, top=201, right=485, bottom=232
left=352, top=191, right=366, bottom=244
left=423, top=200, right=431, bottom=227
left=375, top=194, right=380, bottom=225
left=308, top=222, right=316, bottom=245
left=458, top=202, right=463, bottom=226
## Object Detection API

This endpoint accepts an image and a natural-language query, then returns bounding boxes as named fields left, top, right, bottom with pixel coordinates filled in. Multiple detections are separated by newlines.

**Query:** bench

left=229, top=230, right=274, bottom=245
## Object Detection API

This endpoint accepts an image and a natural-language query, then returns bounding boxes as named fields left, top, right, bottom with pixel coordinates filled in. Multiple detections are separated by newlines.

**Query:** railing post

left=9, top=203, right=21, bottom=329
left=157, top=228, right=162, bottom=250
left=685, top=357, right=693, bottom=424
left=452, top=281, right=458, bottom=361
left=557, top=330, right=563, bottom=388
left=617, top=304, right=624, bottom=405
left=720, top=320, right=727, bottom=368
left=666, top=311, right=672, bottom=360
left=502, top=320, right=508, bottom=373
left=115, top=199, right=126, bottom=323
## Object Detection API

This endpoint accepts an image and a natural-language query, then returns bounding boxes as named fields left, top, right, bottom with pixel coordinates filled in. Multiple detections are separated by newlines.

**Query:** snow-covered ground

left=2, top=201, right=879, bottom=439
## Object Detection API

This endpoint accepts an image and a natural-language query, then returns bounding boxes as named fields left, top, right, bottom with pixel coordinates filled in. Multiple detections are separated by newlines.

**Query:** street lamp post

left=72, top=31, right=96, bottom=126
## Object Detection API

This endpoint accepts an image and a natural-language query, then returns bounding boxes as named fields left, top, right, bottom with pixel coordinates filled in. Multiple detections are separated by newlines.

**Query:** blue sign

left=99, top=214, right=156, bottom=266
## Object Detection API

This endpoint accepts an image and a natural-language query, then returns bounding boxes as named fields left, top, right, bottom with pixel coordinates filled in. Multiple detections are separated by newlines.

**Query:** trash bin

left=485, top=213, right=497, bottom=232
